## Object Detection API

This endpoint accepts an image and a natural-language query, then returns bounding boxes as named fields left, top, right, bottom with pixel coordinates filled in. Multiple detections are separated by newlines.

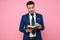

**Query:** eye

left=32, top=7, right=33, bottom=8
left=28, top=7, right=30, bottom=9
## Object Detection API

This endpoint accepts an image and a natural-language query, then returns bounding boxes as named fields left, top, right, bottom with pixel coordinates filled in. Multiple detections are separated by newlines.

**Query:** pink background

left=0, top=0, right=60, bottom=40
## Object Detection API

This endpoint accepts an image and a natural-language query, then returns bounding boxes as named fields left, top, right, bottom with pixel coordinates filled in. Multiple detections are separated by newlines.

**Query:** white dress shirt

left=29, top=13, right=36, bottom=37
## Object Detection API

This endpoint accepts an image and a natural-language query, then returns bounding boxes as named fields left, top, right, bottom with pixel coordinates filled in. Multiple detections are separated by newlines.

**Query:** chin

left=30, top=12, right=34, bottom=14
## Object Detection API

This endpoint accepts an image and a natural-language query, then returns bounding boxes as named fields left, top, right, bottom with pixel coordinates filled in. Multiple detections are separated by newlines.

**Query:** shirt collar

left=29, top=12, right=35, bottom=16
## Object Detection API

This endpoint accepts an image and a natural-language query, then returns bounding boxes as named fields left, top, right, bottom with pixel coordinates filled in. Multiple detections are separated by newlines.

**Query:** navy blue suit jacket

left=19, top=13, right=44, bottom=40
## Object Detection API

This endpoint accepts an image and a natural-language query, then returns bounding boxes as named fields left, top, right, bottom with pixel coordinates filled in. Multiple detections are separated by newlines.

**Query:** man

left=19, top=1, right=44, bottom=40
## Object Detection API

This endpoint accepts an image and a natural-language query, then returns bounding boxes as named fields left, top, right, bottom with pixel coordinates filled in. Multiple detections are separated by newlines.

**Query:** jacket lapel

left=26, top=13, right=30, bottom=25
left=36, top=13, right=38, bottom=23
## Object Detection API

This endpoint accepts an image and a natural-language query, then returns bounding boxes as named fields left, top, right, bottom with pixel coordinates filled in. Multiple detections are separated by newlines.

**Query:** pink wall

left=0, top=0, right=60, bottom=40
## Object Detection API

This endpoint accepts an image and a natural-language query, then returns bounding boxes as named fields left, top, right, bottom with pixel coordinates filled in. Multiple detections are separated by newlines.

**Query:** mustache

left=29, top=10, right=34, bottom=12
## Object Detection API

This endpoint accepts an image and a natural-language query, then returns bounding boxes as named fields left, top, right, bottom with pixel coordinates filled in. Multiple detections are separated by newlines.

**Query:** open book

left=27, top=25, right=36, bottom=29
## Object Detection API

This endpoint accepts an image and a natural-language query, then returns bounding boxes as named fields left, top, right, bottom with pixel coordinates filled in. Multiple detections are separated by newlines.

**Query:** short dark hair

left=26, top=1, right=35, bottom=6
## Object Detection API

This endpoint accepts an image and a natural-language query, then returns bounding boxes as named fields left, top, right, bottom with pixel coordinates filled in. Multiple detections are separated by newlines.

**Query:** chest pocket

left=36, top=18, right=41, bottom=24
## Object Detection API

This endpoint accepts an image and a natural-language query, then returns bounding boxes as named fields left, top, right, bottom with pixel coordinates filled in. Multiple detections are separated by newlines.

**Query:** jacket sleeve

left=36, top=15, right=45, bottom=31
left=40, top=15, right=45, bottom=31
left=19, top=15, right=27, bottom=33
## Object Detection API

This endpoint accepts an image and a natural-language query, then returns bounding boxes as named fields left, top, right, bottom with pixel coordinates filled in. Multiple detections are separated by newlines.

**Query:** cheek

left=31, top=8, right=35, bottom=11
left=33, top=8, right=35, bottom=11
left=28, top=8, right=35, bottom=12
left=32, top=9, right=35, bottom=11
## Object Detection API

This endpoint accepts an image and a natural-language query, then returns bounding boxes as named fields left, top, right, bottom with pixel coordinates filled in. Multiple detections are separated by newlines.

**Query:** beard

left=29, top=10, right=34, bottom=14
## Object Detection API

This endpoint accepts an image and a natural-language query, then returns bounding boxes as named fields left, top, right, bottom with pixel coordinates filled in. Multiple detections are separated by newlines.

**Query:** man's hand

left=26, top=25, right=34, bottom=33
left=26, top=29, right=34, bottom=33
left=35, top=23, right=41, bottom=29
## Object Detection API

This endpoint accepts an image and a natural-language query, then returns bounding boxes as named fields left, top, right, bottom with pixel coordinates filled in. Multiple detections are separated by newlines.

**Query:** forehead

left=27, top=4, right=34, bottom=7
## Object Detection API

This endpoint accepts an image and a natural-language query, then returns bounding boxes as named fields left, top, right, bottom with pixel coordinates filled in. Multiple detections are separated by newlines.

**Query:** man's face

left=27, top=4, right=35, bottom=14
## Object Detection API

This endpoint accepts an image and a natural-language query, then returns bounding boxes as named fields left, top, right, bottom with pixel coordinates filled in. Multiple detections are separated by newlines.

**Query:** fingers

left=26, top=29, right=34, bottom=33
left=35, top=23, right=41, bottom=29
